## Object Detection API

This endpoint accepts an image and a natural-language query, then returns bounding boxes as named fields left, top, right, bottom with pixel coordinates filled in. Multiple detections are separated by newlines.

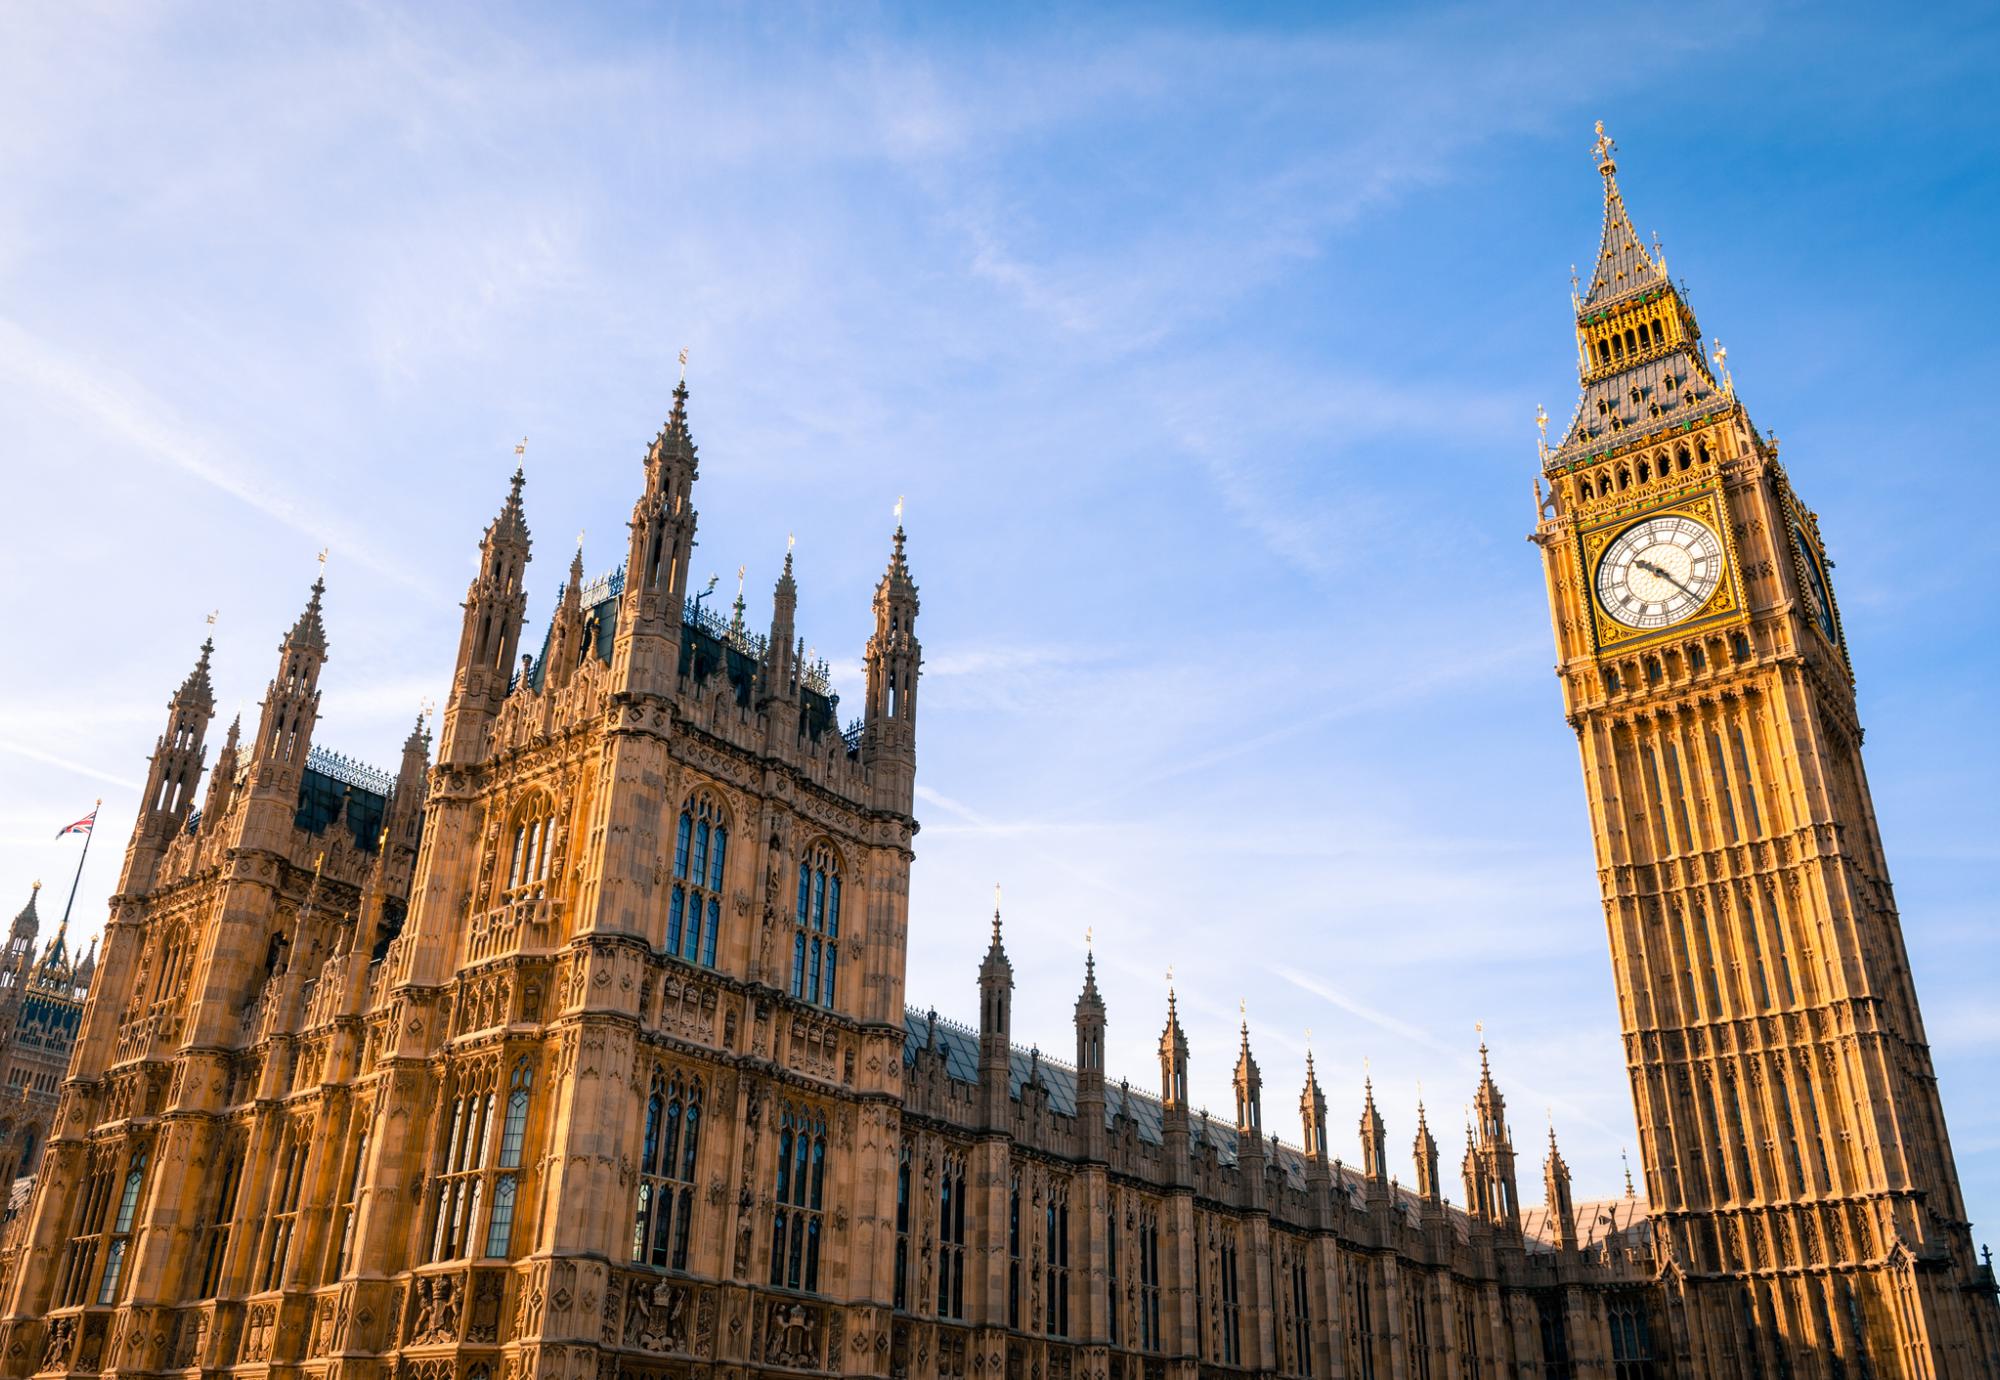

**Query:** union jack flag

left=55, top=807, right=96, bottom=839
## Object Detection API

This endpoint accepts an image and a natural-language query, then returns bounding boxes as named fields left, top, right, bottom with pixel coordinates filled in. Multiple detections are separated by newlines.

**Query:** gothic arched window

left=506, top=796, right=556, bottom=893
left=633, top=1069, right=703, bottom=1271
left=790, top=841, right=843, bottom=1008
left=669, top=793, right=727, bottom=967
left=769, top=1103, right=827, bottom=1292
left=484, top=1057, right=533, bottom=1258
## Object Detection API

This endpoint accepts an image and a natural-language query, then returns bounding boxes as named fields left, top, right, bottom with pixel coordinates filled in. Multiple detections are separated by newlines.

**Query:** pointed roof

left=486, top=465, right=530, bottom=549
left=11, top=882, right=40, bottom=940
left=1583, top=122, right=1667, bottom=307
left=979, top=888, right=1012, bottom=980
left=1234, top=1014, right=1260, bottom=1085
left=1076, top=945, right=1104, bottom=1014
left=287, top=576, right=329, bottom=652
left=648, top=380, right=698, bottom=472
left=177, top=637, right=217, bottom=709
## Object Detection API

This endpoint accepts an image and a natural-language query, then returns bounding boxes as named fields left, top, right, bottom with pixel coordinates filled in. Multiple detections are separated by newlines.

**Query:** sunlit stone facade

left=0, top=131, right=1992, bottom=1380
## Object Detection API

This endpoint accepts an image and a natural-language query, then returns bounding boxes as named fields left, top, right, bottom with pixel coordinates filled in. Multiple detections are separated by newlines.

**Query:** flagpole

left=59, top=798, right=100, bottom=930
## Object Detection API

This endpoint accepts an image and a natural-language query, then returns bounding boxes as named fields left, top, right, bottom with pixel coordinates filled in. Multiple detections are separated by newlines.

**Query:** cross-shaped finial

left=787, top=532, right=796, bottom=553
left=515, top=436, right=527, bottom=458
left=1084, top=925, right=1093, bottom=949
left=205, top=609, right=218, bottom=626
left=316, top=547, right=329, bottom=575
left=893, top=494, right=905, bottom=526
left=1592, top=119, right=1615, bottom=167
left=1165, top=964, right=1175, bottom=987
left=677, top=347, right=689, bottom=383
left=1535, top=404, right=1548, bottom=440
left=736, top=564, right=746, bottom=593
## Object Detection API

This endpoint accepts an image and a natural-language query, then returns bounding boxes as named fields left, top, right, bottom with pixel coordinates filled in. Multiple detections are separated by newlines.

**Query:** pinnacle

left=287, top=575, right=329, bottom=651
left=178, top=636, right=218, bottom=705
left=1581, top=122, right=1666, bottom=307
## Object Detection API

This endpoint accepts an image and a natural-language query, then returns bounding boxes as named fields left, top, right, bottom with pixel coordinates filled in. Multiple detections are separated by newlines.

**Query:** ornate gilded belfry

left=1533, top=123, right=2000, bottom=1377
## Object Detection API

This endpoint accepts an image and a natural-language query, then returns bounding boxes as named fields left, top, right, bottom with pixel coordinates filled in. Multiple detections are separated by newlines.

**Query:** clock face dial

left=1792, top=522, right=1838, bottom=642
left=1595, top=514, right=1725, bottom=629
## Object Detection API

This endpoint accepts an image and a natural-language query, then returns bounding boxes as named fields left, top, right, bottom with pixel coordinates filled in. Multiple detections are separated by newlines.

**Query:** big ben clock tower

left=1534, top=125, right=2000, bottom=1378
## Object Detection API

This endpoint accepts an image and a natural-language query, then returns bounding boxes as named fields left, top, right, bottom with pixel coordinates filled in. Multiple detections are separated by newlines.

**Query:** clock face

left=1595, top=514, right=1725, bottom=629
left=1792, top=522, right=1838, bottom=643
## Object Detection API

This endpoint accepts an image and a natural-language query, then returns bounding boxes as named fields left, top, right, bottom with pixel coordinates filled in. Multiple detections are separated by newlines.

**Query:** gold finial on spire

left=316, top=547, right=329, bottom=577
left=787, top=532, right=796, bottom=553
left=1592, top=119, right=1616, bottom=174
left=515, top=436, right=527, bottom=459
left=205, top=609, right=218, bottom=626
left=677, top=347, right=689, bottom=383
left=577, top=528, right=586, bottom=552
left=893, top=494, right=905, bottom=527
left=1084, top=925, right=1093, bottom=949
left=1714, top=341, right=1734, bottom=395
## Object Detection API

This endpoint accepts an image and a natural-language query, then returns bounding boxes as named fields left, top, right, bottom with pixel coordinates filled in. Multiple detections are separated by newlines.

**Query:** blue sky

left=3, top=2, right=1997, bottom=1232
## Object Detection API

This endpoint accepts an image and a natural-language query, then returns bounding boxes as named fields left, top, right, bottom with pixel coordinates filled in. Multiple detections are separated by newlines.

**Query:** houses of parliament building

left=1, top=129, right=1995, bottom=1380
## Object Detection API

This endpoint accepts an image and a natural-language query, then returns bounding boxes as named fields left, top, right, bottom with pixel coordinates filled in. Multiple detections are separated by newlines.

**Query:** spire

left=10, top=883, right=39, bottom=943
left=1233, top=1008, right=1263, bottom=1138
left=1413, top=1097, right=1442, bottom=1207
left=1545, top=1122, right=1577, bottom=1251
left=759, top=543, right=800, bottom=704
left=201, top=713, right=243, bottom=824
left=1159, top=980, right=1189, bottom=1107
left=1582, top=121, right=1666, bottom=306
left=179, top=636, right=217, bottom=709
left=75, top=934, right=96, bottom=988
left=1360, top=1075, right=1388, bottom=1182
left=443, top=464, right=532, bottom=759
left=492, top=463, right=530, bottom=548
left=977, top=884, right=1014, bottom=1129
left=863, top=507, right=922, bottom=796
left=1299, top=1040, right=1331, bottom=1173
left=1074, top=935, right=1108, bottom=1159
left=288, top=577, right=329, bottom=653
left=647, top=379, right=697, bottom=477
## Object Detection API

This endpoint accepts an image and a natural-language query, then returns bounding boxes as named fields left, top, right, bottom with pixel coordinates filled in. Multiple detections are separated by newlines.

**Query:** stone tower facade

left=0, top=884, right=95, bottom=1193
left=1532, top=125, right=2000, bottom=1377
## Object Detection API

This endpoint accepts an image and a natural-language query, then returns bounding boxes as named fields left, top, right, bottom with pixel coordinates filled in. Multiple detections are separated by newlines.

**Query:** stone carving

left=410, top=1273, right=461, bottom=1345
left=764, top=1301, right=819, bottom=1369
left=40, top=1318, right=74, bottom=1371
left=625, top=1277, right=689, bottom=1354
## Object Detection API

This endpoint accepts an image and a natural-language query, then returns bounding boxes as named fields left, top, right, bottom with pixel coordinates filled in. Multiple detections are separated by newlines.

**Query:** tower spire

left=442, top=464, right=531, bottom=762
left=1581, top=120, right=1666, bottom=306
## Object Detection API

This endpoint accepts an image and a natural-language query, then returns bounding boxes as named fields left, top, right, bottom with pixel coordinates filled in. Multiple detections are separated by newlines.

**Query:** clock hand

left=1634, top=558, right=1699, bottom=601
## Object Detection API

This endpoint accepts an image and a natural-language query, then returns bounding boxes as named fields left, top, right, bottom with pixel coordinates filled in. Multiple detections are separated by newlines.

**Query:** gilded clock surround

left=1579, top=489, right=1744, bottom=652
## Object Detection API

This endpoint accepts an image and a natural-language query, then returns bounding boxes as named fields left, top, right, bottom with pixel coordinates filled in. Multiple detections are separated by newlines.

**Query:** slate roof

left=1584, top=167, right=1667, bottom=308
left=1554, top=346, right=1731, bottom=460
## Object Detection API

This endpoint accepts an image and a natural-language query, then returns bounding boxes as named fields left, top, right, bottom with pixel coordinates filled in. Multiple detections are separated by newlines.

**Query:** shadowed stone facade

left=0, top=128, right=1992, bottom=1380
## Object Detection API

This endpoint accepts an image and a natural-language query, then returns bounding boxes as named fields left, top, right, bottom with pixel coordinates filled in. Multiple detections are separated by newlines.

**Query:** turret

left=199, top=714, right=242, bottom=826
left=6, top=883, right=40, bottom=969
left=1412, top=1099, right=1443, bottom=1213
left=614, top=383, right=699, bottom=695
left=1074, top=945, right=1107, bottom=1161
left=862, top=516, right=921, bottom=802
left=1234, top=1016, right=1267, bottom=1208
left=977, top=892, right=1013, bottom=1130
left=1299, top=1049, right=1332, bottom=1186
left=122, top=638, right=217, bottom=894
left=757, top=549, right=800, bottom=709
left=1544, top=1125, right=1577, bottom=1252
left=1159, top=987, right=1191, bottom=1185
left=245, top=578, right=330, bottom=802
left=442, top=468, right=531, bottom=763
left=543, top=542, right=588, bottom=691
left=1359, top=1076, right=1389, bottom=1196
left=1467, top=1039, right=1521, bottom=1236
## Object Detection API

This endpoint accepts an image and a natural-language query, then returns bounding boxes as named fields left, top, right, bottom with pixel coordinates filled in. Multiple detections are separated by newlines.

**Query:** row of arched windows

left=792, top=842, right=842, bottom=1007
left=770, top=1104, right=828, bottom=1292
left=1592, top=311, right=1671, bottom=369
left=1577, top=437, right=1713, bottom=501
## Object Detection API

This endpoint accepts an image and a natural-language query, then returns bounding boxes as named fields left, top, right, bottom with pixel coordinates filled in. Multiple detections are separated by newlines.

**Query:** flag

left=55, top=807, right=96, bottom=839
